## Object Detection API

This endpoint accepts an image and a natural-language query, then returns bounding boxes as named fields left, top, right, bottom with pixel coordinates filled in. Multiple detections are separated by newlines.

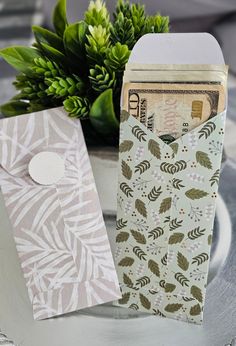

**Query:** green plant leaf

left=0, top=100, right=29, bottom=117
left=32, top=26, right=64, bottom=52
left=63, top=22, right=88, bottom=61
left=0, top=46, right=41, bottom=76
left=40, top=42, right=67, bottom=66
left=90, top=89, right=119, bottom=135
left=53, top=0, right=68, bottom=37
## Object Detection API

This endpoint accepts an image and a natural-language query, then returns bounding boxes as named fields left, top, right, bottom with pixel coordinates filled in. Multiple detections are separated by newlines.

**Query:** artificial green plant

left=0, top=0, right=169, bottom=143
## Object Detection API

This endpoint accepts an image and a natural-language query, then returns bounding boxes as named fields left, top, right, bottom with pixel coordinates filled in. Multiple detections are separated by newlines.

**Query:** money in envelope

left=115, top=34, right=228, bottom=324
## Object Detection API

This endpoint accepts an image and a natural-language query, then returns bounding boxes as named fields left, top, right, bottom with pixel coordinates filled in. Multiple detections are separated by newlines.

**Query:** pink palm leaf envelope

left=0, top=107, right=121, bottom=320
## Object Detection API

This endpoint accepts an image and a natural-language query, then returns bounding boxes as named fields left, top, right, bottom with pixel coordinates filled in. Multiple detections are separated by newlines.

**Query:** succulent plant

left=0, top=0, right=170, bottom=144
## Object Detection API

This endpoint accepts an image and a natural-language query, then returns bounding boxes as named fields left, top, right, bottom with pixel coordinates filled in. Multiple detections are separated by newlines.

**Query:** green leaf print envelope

left=115, top=33, right=228, bottom=324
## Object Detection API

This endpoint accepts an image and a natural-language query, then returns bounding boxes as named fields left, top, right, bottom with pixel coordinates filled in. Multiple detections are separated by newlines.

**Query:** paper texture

left=0, top=107, right=121, bottom=320
left=115, top=109, right=226, bottom=324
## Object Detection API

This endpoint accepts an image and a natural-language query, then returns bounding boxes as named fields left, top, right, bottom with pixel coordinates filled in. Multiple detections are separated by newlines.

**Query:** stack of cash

left=122, top=64, right=228, bottom=143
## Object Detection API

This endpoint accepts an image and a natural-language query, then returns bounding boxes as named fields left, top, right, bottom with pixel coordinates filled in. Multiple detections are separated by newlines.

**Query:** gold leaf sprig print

left=196, top=151, right=212, bottom=169
left=148, top=139, right=161, bottom=159
left=121, top=160, right=132, bottom=180
left=148, top=259, right=160, bottom=277
left=131, top=229, right=146, bottom=244
left=135, top=198, right=147, bottom=218
left=119, top=140, right=133, bottom=153
left=177, top=252, right=189, bottom=271
left=139, top=293, right=151, bottom=310
left=159, top=197, right=172, bottom=214
left=185, top=188, right=208, bottom=200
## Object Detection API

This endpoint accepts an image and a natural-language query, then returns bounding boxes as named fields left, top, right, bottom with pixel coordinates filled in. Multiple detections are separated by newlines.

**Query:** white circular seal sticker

left=28, top=151, right=65, bottom=185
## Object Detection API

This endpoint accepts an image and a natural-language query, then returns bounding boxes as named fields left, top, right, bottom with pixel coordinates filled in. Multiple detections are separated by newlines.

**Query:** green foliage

left=0, top=0, right=170, bottom=142
left=46, top=75, right=85, bottom=98
left=63, top=96, right=90, bottom=118
left=89, top=65, right=116, bottom=92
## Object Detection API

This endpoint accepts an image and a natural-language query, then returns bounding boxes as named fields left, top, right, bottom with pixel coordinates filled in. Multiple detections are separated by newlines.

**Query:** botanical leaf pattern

left=115, top=109, right=226, bottom=324
left=0, top=108, right=121, bottom=320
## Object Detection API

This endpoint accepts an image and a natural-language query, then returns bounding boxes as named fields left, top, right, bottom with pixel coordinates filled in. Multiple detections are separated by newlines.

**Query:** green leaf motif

left=135, top=199, right=147, bottom=218
left=120, top=182, right=133, bottom=197
left=116, top=218, right=127, bottom=230
left=177, top=252, right=189, bottom=271
left=161, top=253, right=168, bottom=266
left=198, top=121, right=216, bottom=139
left=169, top=218, right=183, bottom=231
left=53, top=0, right=68, bottom=37
left=122, top=160, right=132, bottom=180
left=165, top=283, right=176, bottom=293
left=148, top=139, right=161, bottom=159
left=132, top=125, right=147, bottom=142
left=185, top=188, right=208, bottom=200
left=118, top=257, right=134, bottom=267
left=192, top=253, right=209, bottom=265
left=116, top=232, right=129, bottom=242
left=169, top=142, right=179, bottom=155
left=174, top=160, right=187, bottom=173
left=159, top=197, right=172, bottom=214
left=188, top=227, right=206, bottom=240
left=119, top=140, right=133, bottom=153
left=119, top=292, right=130, bottom=305
left=208, top=234, right=212, bottom=245
left=148, top=259, right=160, bottom=277
left=196, top=151, right=212, bottom=169
left=153, top=309, right=166, bottom=317
left=174, top=272, right=190, bottom=287
left=148, top=186, right=162, bottom=202
left=129, top=303, right=139, bottom=310
left=139, top=293, right=151, bottom=310
left=190, top=304, right=201, bottom=316
left=133, top=246, right=147, bottom=261
left=164, top=303, right=183, bottom=313
left=191, top=285, right=203, bottom=303
left=136, top=276, right=150, bottom=287
left=168, top=233, right=184, bottom=244
left=135, top=160, right=150, bottom=174
left=209, top=169, right=220, bottom=186
left=172, top=178, right=185, bottom=190
left=148, top=227, right=164, bottom=240
left=123, top=273, right=133, bottom=288
left=131, top=230, right=146, bottom=244
left=120, top=110, right=130, bottom=122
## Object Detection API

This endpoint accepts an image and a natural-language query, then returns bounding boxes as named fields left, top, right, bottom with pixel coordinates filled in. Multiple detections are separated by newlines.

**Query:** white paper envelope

left=115, top=33, right=227, bottom=324
left=0, top=107, right=121, bottom=320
